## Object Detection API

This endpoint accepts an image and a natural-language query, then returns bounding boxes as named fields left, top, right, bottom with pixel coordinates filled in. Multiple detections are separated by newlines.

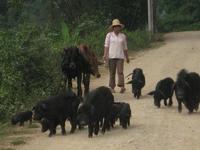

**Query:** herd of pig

left=11, top=67, right=200, bottom=138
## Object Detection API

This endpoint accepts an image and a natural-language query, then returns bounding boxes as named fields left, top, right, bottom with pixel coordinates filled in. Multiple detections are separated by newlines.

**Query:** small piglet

left=11, top=111, right=32, bottom=126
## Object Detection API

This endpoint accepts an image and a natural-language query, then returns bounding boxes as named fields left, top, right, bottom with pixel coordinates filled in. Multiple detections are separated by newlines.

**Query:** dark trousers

left=108, top=58, right=124, bottom=88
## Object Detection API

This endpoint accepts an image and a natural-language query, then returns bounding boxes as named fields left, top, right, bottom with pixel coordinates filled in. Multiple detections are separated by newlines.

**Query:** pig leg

left=94, top=121, right=100, bottom=135
left=88, top=121, right=94, bottom=138
left=77, top=73, right=82, bottom=96
left=83, top=73, right=90, bottom=95
left=177, top=99, right=182, bottom=113
left=168, top=97, right=173, bottom=106
left=60, top=119, right=66, bottom=135
left=164, top=99, right=167, bottom=106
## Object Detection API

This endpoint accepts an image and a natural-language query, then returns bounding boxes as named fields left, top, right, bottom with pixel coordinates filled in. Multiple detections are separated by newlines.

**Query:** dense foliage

left=157, top=0, right=200, bottom=32
left=0, top=25, right=63, bottom=119
left=0, top=0, right=151, bottom=120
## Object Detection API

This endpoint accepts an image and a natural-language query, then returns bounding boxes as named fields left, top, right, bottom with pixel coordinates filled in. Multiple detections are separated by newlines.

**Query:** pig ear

left=41, top=103, right=47, bottom=110
left=72, top=97, right=81, bottom=109
left=78, top=97, right=84, bottom=103
left=148, top=91, right=155, bottom=96
left=78, top=102, right=83, bottom=109
left=90, top=105, right=95, bottom=115
left=32, top=106, right=35, bottom=111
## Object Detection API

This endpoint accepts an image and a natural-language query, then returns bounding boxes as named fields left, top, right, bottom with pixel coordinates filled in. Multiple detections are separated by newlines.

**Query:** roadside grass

left=0, top=122, right=40, bottom=149
left=10, top=137, right=26, bottom=146
left=0, top=148, right=15, bottom=150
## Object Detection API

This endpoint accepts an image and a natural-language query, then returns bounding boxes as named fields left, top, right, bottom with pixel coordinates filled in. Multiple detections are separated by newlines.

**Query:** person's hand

left=126, top=57, right=130, bottom=63
left=103, top=55, right=108, bottom=62
left=103, top=55, right=108, bottom=67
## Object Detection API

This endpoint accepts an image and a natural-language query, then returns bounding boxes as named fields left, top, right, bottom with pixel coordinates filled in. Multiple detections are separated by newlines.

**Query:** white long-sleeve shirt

left=104, top=31, right=128, bottom=59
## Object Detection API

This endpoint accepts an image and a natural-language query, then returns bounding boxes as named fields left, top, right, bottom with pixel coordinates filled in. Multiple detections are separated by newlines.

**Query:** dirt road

left=17, top=31, right=200, bottom=150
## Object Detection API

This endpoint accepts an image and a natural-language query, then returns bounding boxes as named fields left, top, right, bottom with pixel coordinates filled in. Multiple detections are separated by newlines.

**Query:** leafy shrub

left=0, top=24, right=62, bottom=120
left=125, top=30, right=152, bottom=50
left=157, top=0, right=200, bottom=32
left=0, top=17, right=152, bottom=121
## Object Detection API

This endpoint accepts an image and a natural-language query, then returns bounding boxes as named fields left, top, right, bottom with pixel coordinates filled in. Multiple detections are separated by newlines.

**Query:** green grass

left=176, top=22, right=200, bottom=31
left=0, top=122, right=38, bottom=149
left=11, top=129, right=34, bottom=135
left=152, top=33, right=164, bottom=42
left=0, top=122, right=37, bottom=139
left=0, top=123, right=11, bottom=140
left=125, top=30, right=152, bottom=51
left=27, top=123, right=40, bottom=129
left=10, top=137, right=26, bottom=146
left=0, top=148, right=15, bottom=150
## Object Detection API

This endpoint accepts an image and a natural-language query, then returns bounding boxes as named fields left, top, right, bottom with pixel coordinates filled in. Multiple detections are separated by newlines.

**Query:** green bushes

left=157, top=13, right=200, bottom=32
left=157, top=0, right=200, bottom=32
left=125, top=30, right=152, bottom=51
left=0, top=24, right=62, bottom=120
left=0, top=19, right=151, bottom=121
left=61, top=15, right=152, bottom=55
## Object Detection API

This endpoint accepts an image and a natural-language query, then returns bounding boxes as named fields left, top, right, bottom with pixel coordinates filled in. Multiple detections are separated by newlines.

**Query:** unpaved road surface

left=15, top=31, right=200, bottom=150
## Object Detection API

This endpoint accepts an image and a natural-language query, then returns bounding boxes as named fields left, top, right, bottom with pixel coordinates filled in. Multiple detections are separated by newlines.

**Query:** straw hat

left=109, top=19, right=124, bottom=30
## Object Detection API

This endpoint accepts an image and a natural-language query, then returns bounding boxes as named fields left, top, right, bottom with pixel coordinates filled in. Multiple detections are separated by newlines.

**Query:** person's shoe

left=120, top=87, right=126, bottom=93
left=109, top=88, right=115, bottom=93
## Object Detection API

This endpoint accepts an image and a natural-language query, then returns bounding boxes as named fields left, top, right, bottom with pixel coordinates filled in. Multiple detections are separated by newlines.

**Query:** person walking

left=103, top=19, right=129, bottom=93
